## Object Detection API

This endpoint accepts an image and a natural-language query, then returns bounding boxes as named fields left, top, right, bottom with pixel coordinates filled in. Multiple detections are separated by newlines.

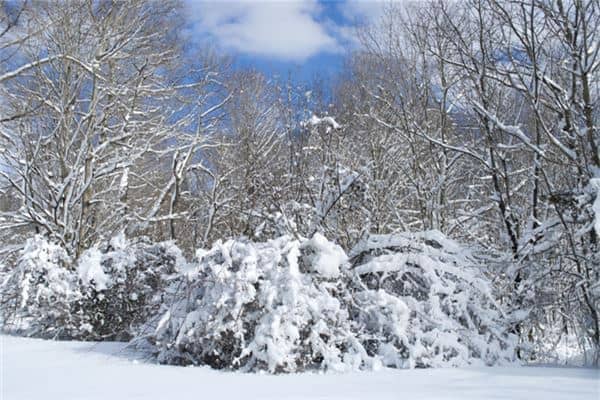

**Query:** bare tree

left=0, top=1, right=227, bottom=256
left=343, top=0, right=598, bottom=364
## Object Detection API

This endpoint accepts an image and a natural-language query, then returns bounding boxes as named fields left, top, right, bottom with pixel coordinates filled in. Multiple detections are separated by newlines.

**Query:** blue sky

left=184, top=0, right=388, bottom=83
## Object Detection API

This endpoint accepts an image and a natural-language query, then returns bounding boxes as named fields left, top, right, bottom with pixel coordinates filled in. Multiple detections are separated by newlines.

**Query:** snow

left=77, top=247, right=110, bottom=291
left=350, top=230, right=516, bottom=368
left=307, top=115, right=341, bottom=130
left=302, top=232, right=347, bottom=278
left=149, top=236, right=371, bottom=372
left=2, top=335, right=598, bottom=400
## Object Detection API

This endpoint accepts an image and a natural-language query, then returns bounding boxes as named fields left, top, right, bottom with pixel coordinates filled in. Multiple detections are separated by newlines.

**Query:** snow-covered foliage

left=349, top=230, right=517, bottom=368
left=145, top=235, right=370, bottom=372
left=301, top=233, right=347, bottom=278
left=1, top=230, right=515, bottom=371
left=1, top=235, right=180, bottom=341
left=0, top=236, right=81, bottom=339
left=74, top=235, right=181, bottom=340
left=141, top=232, right=514, bottom=371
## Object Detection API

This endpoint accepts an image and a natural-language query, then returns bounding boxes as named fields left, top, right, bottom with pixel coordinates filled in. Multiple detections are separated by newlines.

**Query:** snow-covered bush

left=2, top=230, right=516, bottom=371
left=0, top=236, right=82, bottom=339
left=74, top=234, right=181, bottom=340
left=349, top=230, right=517, bottom=367
left=140, top=231, right=514, bottom=372
left=1, top=234, right=181, bottom=340
left=142, top=234, right=407, bottom=372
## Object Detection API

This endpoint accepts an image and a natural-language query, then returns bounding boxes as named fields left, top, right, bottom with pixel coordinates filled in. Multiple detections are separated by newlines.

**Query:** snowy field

left=1, top=335, right=598, bottom=400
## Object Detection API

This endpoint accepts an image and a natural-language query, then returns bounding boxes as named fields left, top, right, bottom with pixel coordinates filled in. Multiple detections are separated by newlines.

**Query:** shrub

left=349, top=230, right=517, bottom=367
left=1, top=234, right=180, bottom=341
left=0, top=236, right=82, bottom=339
left=75, top=234, right=181, bottom=340
left=140, top=231, right=515, bottom=371
left=146, top=235, right=381, bottom=372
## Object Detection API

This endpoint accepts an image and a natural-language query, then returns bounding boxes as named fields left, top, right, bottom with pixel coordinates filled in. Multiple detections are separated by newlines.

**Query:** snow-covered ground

left=1, top=335, right=598, bottom=400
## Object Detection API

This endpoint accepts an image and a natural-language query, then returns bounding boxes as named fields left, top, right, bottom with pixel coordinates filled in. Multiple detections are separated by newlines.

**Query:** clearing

left=1, top=335, right=598, bottom=400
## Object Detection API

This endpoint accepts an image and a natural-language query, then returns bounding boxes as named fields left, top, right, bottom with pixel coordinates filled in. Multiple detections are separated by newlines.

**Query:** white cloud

left=340, top=0, right=387, bottom=22
left=334, top=0, right=411, bottom=49
left=186, top=0, right=341, bottom=61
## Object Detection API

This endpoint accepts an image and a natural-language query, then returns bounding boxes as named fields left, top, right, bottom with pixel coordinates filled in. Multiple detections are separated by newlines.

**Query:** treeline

left=0, top=0, right=598, bottom=366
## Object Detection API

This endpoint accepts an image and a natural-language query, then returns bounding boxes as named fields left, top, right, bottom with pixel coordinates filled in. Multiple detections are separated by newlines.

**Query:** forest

left=0, top=0, right=598, bottom=374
